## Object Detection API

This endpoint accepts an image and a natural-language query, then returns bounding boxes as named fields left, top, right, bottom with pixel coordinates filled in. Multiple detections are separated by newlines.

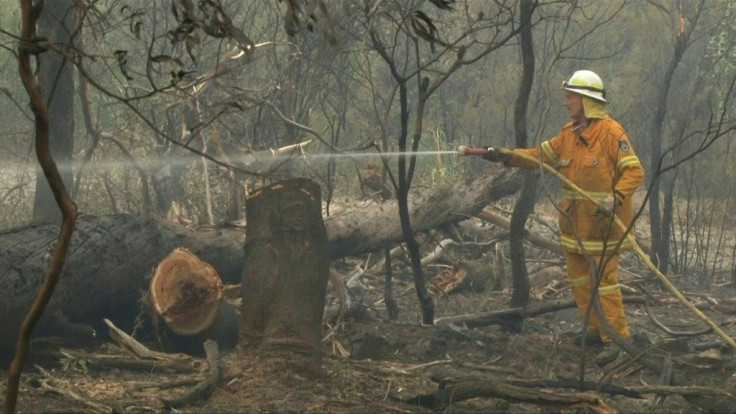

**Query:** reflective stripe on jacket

left=505, top=118, right=644, bottom=254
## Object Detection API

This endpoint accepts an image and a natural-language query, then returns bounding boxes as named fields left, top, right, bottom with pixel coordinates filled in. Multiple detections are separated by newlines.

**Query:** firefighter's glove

left=482, top=147, right=509, bottom=163
left=596, top=194, right=620, bottom=216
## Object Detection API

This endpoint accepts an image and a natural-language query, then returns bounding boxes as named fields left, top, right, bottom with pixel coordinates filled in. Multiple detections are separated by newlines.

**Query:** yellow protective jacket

left=505, top=118, right=644, bottom=254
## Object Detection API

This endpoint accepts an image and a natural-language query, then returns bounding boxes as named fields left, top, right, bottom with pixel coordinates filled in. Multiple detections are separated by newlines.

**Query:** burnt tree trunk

left=506, top=0, right=536, bottom=333
left=240, top=179, right=329, bottom=375
left=31, top=0, right=77, bottom=224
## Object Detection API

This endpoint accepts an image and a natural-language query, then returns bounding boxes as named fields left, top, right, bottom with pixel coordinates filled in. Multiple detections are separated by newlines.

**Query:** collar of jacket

left=564, top=118, right=608, bottom=147
left=572, top=118, right=589, bottom=135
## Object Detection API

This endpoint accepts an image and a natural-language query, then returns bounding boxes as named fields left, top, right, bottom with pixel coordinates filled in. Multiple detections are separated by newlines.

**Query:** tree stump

left=240, top=178, right=329, bottom=375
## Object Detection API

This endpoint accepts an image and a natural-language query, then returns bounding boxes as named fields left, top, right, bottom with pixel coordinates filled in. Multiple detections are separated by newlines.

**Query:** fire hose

left=458, top=145, right=736, bottom=350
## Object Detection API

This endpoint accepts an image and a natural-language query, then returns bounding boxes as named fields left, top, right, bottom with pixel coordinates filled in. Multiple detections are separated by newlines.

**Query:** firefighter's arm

left=609, top=134, right=644, bottom=205
left=504, top=134, right=564, bottom=170
left=502, top=147, right=540, bottom=169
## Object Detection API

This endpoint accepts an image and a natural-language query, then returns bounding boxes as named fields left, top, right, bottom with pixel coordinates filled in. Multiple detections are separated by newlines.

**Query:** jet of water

left=0, top=149, right=461, bottom=177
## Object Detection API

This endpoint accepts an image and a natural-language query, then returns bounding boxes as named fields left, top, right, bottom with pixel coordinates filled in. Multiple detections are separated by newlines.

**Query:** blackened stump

left=240, top=179, right=329, bottom=375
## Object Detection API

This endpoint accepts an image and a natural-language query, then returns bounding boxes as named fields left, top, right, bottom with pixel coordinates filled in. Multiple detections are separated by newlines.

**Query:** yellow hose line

left=502, top=149, right=736, bottom=349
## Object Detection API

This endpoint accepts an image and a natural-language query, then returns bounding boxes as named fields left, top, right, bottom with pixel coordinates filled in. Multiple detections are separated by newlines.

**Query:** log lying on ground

left=150, top=248, right=224, bottom=336
left=477, top=208, right=653, bottom=257
left=148, top=248, right=239, bottom=356
left=325, top=167, right=522, bottom=258
left=428, top=261, right=500, bottom=295
left=476, top=209, right=562, bottom=255
left=0, top=214, right=245, bottom=362
left=0, top=167, right=521, bottom=358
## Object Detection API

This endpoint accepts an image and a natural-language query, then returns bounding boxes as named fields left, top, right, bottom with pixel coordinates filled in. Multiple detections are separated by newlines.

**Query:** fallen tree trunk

left=325, top=168, right=522, bottom=258
left=0, top=214, right=245, bottom=362
left=476, top=207, right=652, bottom=257
left=476, top=209, right=562, bottom=255
left=0, top=168, right=521, bottom=358
left=149, top=248, right=225, bottom=337
left=147, top=248, right=239, bottom=356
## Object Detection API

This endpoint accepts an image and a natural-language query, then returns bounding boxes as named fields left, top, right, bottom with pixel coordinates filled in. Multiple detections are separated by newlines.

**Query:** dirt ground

left=3, top=220, right=736, bottom=413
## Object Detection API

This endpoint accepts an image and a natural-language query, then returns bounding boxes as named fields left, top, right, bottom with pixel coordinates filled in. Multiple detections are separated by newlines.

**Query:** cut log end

left=428, top=261, right=496, bottom=295
left=150, top=248, right=224, bottom=336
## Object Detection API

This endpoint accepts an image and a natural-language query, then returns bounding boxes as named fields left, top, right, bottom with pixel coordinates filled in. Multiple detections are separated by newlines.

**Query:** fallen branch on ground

left=434, top=296, right=647, bottom=328
left=162, top=339, right=222, bottom=408
left=35, top=365, right=112, bottom=413
left=407, top=374, right=731, bottom=411
left=645, top=301, right=712, bottom=337
left=59, top=348, right=198, bottom=373
left=104, top=319, right=197, bottom=372
left=402, top=380, right=613, bottom=412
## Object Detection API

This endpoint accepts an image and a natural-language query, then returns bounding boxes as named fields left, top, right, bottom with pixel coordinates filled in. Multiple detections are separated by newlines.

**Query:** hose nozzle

left=456, top=145, right=491, bottom=156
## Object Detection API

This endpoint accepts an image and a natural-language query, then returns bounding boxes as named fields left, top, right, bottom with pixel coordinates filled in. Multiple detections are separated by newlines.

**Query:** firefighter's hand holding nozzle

left=456, top=146, right=510, bottom=163
left=596, top=194, right=620, bottom=216
left=481, top=147, right=509, bottom=162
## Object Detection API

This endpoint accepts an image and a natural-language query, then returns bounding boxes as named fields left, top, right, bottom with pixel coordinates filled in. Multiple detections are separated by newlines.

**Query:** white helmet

left=562, top=70, right=607, bottom=103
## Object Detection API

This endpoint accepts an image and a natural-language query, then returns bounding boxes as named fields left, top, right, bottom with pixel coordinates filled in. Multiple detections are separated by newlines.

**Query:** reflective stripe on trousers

left=566, top=251, right=630, bottom=342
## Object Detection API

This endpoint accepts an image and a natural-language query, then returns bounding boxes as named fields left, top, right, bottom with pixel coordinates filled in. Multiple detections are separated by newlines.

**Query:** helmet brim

left=562, top=87, right=607, bottom=103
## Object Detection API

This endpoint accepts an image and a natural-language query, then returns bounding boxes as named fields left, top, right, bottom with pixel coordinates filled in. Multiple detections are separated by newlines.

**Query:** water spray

left=1, top=144, right=471, bottom=178
left=303, top=149, right=458, bottom=160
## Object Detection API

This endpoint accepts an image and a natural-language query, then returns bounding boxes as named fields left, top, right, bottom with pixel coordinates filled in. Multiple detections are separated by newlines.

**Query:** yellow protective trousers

left=566, top=251, right=629, bottom=342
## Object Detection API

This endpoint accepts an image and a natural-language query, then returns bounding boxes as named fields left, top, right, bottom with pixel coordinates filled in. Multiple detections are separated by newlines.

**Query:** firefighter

left=483, top=70, right=644, bottom=366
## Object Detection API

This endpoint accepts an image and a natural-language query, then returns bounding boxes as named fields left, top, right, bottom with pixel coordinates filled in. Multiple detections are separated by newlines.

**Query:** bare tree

left=367, top=0, right=522, bottom=323
left=506, top=0, right=537, bottom=328
left=4, top=1, right=79, bottom=410
left=647, top=0, right=704, bottom=274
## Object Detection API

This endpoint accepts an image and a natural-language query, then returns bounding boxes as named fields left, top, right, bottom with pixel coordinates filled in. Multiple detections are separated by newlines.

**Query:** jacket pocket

left=579, top=155, right=611, bottom=190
